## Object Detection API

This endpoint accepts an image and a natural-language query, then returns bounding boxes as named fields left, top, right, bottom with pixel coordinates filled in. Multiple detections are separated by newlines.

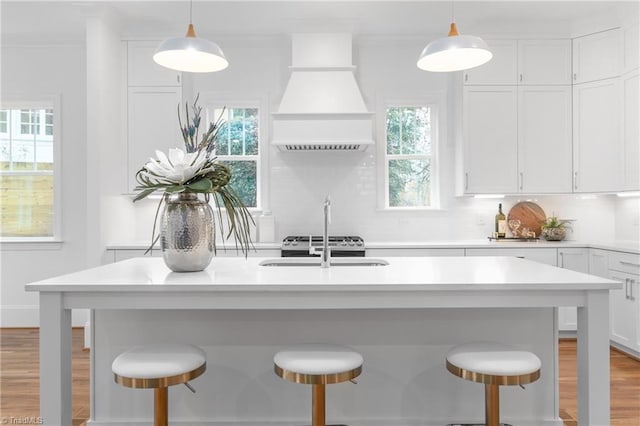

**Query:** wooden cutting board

left=507, top=201, right=546, bottom=238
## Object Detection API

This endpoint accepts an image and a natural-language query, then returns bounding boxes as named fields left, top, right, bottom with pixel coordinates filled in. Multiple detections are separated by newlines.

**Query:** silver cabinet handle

left=177, top=74, right=181, bottom=84
left=465, top=172, right=469, bottom=190
left=519, top=172, right=524, bottom=191
left=625, top=278, right=631, bottom=299
left=465, top=74, right=469, bottom=82
left=631, top=279, right=636, bottom=301
left=573, top=171, right=578, bottom=190
left=520, top=74, right=523, bottom=82
left=573, top=73, right=577, bottom=81
left=559, top=252, right=564, bottom=268
left=620, top=260, right=640, bottom=267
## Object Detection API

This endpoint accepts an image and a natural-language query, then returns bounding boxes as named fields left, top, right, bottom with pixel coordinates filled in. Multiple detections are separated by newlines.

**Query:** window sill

left=0, top=239, right=63, bottom=251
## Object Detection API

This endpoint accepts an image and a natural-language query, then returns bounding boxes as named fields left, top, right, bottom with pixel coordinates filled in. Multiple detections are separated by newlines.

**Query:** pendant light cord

left=189, top=0, right=193, bottom=25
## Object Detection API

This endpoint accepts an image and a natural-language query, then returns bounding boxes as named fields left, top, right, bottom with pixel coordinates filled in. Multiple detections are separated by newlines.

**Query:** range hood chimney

left=272, top=33, right=374, bottom=151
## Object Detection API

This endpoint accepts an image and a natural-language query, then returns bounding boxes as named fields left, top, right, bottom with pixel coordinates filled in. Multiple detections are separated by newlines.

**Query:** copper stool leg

left=154, top=387, right=168, bottom=426
left=485, top=384, right=500, bottom=426
left=312, top=383, right=326, bottom=426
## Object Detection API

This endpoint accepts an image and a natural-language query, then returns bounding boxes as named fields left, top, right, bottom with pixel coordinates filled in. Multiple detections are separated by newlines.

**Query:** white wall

left=0, top=44, right=88, bottom=326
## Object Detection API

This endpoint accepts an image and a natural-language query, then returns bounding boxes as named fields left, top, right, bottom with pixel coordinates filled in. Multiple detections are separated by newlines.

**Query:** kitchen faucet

left=321, top=196, right=331, bottom=268
left=309, top=196, right=331, bottom=267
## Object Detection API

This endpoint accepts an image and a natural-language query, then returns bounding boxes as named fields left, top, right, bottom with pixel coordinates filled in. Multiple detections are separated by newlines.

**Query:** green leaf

left=133, top=188, right=157, bottom=202
left=186, top=179, right=213, bottom=192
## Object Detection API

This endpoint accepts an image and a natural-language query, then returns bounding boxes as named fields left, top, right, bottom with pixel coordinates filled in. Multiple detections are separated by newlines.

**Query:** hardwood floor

left=1, top=329, right=639, bottom=425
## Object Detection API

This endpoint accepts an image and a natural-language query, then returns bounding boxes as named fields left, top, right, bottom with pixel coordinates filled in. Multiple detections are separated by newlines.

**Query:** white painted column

left=85, top=5, right=122, bottom=268
left=39, top=292, right=72, bottom=425
left=577, top=290, right=611, bottom=425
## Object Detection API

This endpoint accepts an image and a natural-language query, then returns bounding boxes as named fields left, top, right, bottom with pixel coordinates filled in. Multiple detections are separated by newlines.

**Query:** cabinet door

left=463, top=86, right=518, bottom=194
left=609, top=270, right=638, bottom=349
left=589, top=249, right=609, bottom=278
left=622, top=70, right=640, bottom=191
left=572, top=28, right=622, bottom=84
left=463, top=40, right=517, bottom=85
left=127, top=41, right=182, bottom=87
left=623, top=23, right=639, bottom=73
left=518, top=86, right=572, bottom=193
left=573, top=28, right=623, bottom=83
left=557, top=248, right=589, bottom=331
left=366, top=248, right=465, bottom=257
left=127, top=87, right=183, bottom=192
left=573, top=78, right=623, bottom=192
left=465, top=248, right=557, bottom=265
left=518, top=40, right=572, bottom=85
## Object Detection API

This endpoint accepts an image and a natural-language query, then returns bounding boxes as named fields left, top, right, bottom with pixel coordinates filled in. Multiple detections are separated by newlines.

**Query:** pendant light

left=153, top=0, right=228, bottom=73
left=417, top=2, right=492, bottom=72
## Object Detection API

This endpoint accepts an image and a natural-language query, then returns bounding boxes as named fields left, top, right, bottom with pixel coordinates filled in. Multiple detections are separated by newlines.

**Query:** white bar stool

left=274, top=344, right=363, bottom=426
left=112, top=343, right=206, bottom=426
left=445, top=342, right=541, bottom=426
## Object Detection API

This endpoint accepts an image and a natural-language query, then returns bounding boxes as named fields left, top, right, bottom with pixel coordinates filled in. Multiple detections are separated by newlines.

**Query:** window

left=1, top=102, right=59, bottom=239
left=384, top=105, right=437, bottom=208
left=210, top=106, right=260, bottom=208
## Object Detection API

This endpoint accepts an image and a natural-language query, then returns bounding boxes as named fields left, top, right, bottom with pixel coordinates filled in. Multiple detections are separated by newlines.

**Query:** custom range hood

left=272, top=33, right=374, bottom=151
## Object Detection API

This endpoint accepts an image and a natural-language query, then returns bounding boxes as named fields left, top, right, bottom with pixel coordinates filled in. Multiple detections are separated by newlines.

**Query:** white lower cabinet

left=557, top=248, right=590, bottom=332
left=608, top=251, right=640, bottom=355
left=464, top=247, right=557, bottom=266
left=366, top=248, right=465, bottom=257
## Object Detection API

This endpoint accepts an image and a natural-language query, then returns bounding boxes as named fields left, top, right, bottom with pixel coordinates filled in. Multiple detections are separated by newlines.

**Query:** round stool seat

left=446, top=342, right=541, bottom=386
left=112, top=343, right=206, bottom=388
left=274, top=344, right=363, bottom=384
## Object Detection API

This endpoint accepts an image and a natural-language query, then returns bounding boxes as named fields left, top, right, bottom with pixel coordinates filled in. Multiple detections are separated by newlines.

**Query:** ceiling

left=1, top=1, right=637, bottom=42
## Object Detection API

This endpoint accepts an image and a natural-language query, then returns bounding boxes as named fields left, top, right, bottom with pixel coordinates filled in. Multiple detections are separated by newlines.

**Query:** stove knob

left=348, top=241, right=355, bottom=246
left=356, top=241, right=363, bottom=246
left=340, top=240, right=348, bottom=246
left=292, top=241, right=298, bottom=246
left=283, top=241, right=290, bottom=246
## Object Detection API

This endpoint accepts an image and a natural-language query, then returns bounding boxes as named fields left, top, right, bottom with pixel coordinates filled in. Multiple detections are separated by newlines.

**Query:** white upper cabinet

left=623, top=24, right=639, bottom=72
left=123, top=41, right=183, bottom=193
left=463, top=39, right=571, bottom=85
left=463, top=40, right=518, bottom=85
left=462, top=86, right=518, bottom=194
left=126, top=87, right=183, bottom=192
left=518, top=40, right=572, bottom=85
left=573, top=77, right=623, bottom=192
left=622, top=69, right=640, bottom=191
left=518, top=85, right=573, bottom=193
left=572, top=28, right=623, bottom=84
left=126, top=41, right=182, bottom=87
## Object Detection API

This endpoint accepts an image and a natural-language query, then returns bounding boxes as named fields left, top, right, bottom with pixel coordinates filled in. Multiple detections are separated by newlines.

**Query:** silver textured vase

left=160, top=192, right=214, bottom=272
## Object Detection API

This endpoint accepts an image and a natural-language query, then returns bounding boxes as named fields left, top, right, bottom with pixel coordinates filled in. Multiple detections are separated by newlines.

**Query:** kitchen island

left=27, top=256, right=619, bottom=426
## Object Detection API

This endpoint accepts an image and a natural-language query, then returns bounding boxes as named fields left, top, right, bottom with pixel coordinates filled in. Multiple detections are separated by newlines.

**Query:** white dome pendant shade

left=417, top=22, right=492, bottom=72
left=153, top=0, right=228, bottom=73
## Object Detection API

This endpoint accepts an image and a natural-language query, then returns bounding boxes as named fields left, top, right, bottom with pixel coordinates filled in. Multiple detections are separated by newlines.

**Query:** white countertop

left=26, top=256, right=619, bottom=293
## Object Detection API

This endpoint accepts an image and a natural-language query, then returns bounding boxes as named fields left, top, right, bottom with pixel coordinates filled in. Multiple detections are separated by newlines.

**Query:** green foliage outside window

left=386, top=106, right=432, bottom=208
left=215, top=107, right=258, bottom=208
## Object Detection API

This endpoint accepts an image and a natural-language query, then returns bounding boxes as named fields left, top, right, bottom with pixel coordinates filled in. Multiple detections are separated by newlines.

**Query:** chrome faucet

left=307, top=196, right=332, bottom=267
left=321, top=196, right=331, bottom=268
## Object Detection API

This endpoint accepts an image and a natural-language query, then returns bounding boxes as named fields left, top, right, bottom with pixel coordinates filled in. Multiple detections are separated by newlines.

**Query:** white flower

left=142, top=148, right=208, bottom=185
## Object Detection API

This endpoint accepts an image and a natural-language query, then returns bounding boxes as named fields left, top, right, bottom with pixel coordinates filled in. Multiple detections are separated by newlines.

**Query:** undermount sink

left=259, top=258, right=389, bottom=267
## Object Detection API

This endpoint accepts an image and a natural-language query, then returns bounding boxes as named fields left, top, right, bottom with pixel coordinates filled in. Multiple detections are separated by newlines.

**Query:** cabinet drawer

left=465, top=248, right=557, bottom=266
left=609, top=251, right=640, bottom=275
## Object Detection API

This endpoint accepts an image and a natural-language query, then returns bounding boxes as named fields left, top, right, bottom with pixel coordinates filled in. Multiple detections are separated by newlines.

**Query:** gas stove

left=281, top=235, right=365, bottom=257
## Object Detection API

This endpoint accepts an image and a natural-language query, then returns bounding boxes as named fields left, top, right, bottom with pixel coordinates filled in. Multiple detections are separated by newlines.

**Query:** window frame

left=377, top=95, right=443, bottom=211
left=201, top=93, right=268, bottom=212
left=1, top=96, right=62, bottom=242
